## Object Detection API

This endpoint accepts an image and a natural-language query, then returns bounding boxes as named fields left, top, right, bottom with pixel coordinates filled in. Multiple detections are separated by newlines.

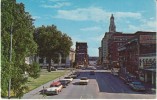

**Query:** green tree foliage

left=34, top=25, right=73, bottom=72
left=1, top=0, right=40, bottom=98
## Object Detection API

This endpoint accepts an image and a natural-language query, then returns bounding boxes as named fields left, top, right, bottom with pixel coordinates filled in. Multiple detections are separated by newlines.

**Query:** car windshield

left=132, top=82, right=142, bottom=85
left=59, top=80, right=65, bottom=82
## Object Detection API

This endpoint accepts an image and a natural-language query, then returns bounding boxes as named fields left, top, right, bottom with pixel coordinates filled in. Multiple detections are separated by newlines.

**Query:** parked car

left=124, top=76, right=136, bottom=84
left=64, top=76, right=73, bottom=82
left=90, top=71, right=95, bottom=75
left=79, top=77, right=89, bottom=85
left=128, top=81, right=146, bottom=91
left=59, top=79, right=69, bottom=88
left=46, top=81, right=63, bottom=95
left=74, top=71, right=80, bottom=76
left=69, top=73, right=77, bottom=79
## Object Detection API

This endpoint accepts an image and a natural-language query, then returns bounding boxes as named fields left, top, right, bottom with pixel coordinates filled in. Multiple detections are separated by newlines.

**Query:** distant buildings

left=88, top=57, right=98, bottom=66
left=65, top=48, right=75, bottom=67
left=75, top=42, right=88, bottom=66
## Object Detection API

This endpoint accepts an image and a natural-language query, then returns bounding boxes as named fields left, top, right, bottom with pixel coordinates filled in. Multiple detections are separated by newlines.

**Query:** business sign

left=140, top=35, right=156, bottom=44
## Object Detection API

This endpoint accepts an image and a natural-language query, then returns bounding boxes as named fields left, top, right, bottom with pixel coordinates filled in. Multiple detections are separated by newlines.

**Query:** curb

left=22, top=69, right=75, bottom=99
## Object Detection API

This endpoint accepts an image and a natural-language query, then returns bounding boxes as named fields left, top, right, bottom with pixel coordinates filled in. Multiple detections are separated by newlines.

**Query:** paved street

left=22, top=67, right=156, bottom=99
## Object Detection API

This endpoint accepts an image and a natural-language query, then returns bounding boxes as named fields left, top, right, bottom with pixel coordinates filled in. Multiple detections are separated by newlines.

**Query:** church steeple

left=109, top=14, right=116, bottom=33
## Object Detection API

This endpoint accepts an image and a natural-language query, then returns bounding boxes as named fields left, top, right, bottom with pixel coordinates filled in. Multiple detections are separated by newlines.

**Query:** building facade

left=118, top=31, right=156, bottom=86
left=65, top=48, right=75, bottom=67
left=108, top=33, right=135, bottom=67
left=75, top=42, right=88, bottom=66
left=101, top=14, right=117, bottom=65
left=98, top=47, right=102, bottom=65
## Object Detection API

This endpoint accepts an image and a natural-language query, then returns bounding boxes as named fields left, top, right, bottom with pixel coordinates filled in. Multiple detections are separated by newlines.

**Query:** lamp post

left=8, top=23, right=13, bottom=99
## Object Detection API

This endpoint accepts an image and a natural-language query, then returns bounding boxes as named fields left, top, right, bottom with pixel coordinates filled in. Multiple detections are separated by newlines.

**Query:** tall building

left=75, top=42, right=88, bottom=66
left=101, top=14, right=118, bottom=65
left=109, top=14, right=116, bottom=33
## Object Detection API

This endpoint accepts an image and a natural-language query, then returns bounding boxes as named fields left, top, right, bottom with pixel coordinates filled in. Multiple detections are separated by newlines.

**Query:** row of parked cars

left=121, top=75, right=146, bottom=91
left=45, top=72, right=80, bottom=95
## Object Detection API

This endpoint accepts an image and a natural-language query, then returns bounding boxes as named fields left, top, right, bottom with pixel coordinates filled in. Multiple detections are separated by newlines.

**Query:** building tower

left=109, top=14, right=116, bottom=33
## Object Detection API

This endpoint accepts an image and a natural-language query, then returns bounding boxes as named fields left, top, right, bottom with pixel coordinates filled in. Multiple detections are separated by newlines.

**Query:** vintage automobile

left=128, top=81, right=146, bottom=91
left=64, top=76, right=73, bottom=82
left=59, top=79, right=69, bottom=88
left=45, top=81, right=63, bottom=95
left=69, top=73, right=78, bottom=79
left=79, top=77, right=89, bottom=85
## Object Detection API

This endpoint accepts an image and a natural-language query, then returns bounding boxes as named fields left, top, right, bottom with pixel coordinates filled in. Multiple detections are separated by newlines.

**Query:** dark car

left=124, top=75, right=136, bottom=84
left=90, top=71, right=95, bottom=75
left=128, top=81, right=146, bottom=91
left=59, top=79, right=69, bottom=88
left=75, top=71, right=80, bottom=76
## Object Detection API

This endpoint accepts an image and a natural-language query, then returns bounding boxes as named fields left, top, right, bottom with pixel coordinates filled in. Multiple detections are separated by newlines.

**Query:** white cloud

left=54, top=7, right=109, bottom=22
left=80, top=26, right=102, bottom=32
left=54, top=7, right=143, bottom=22
left=41, top=2, right=71, bottom=8
left=127, top=19, right=156, bottom=32
left=115, top=12, right=142, bottom=19
left=32, top=16, right=41, bottom=19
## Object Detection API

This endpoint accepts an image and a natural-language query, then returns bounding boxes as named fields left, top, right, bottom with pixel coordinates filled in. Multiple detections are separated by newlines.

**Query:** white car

left=64, top=76, right=73, bottom=82
left=79, top=77, right=89, bottom=85
left=46, top=81, right=63, bottom=95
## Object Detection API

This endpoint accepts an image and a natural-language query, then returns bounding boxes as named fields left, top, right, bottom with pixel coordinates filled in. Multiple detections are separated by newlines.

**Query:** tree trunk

left=48, top=58, right=51, bottom=72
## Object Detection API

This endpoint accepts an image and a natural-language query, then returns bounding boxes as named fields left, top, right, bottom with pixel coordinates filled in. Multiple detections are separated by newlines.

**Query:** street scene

left=22, top=66, right=156, bottom=99
left=1, top=0, right=156, bottom=99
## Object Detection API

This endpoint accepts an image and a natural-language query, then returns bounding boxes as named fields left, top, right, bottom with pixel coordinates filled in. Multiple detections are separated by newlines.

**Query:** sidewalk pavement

left=144, top=83, right=156, bottom=94
left=22, top=70, right=74, bottom=99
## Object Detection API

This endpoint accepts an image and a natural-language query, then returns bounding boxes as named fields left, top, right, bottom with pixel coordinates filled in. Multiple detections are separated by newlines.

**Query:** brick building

left=118, top=31, right=156, bottom=86
left=108, top=33, right=135, bottom=68
left=75, top=42, right=88, bottom=66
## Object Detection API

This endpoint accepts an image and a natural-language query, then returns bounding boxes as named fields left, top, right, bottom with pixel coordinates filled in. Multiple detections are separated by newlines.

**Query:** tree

left=34, top=25, right=73, bottom=72
left=1, top=0, right=40, bottom=98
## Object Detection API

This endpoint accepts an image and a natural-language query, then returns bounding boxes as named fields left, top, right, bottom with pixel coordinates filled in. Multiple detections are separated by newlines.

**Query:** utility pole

left=8, top=23, right=13, bottom=99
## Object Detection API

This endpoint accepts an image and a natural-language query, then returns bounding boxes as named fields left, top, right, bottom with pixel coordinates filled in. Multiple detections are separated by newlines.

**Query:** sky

left=17, top=0, right=156, bottom=57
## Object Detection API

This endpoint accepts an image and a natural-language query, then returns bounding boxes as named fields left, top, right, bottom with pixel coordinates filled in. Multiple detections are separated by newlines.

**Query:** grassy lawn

left=25, top=69, right=69, bottom=93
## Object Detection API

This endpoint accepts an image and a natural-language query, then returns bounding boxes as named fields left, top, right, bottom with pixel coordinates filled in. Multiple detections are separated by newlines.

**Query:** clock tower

left=109, top=14, right=116, bottom=33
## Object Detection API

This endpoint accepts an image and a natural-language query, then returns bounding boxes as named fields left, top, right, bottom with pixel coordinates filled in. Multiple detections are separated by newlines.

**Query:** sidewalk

left=22, top=70, right=74, bottom=99
left=144, top=83, right=156, bottom=94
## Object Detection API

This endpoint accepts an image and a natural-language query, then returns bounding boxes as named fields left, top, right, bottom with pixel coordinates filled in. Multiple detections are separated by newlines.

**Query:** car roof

left=50, top=81, right=61, bottom=86
left=81, top=77, right=87, bottom=79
